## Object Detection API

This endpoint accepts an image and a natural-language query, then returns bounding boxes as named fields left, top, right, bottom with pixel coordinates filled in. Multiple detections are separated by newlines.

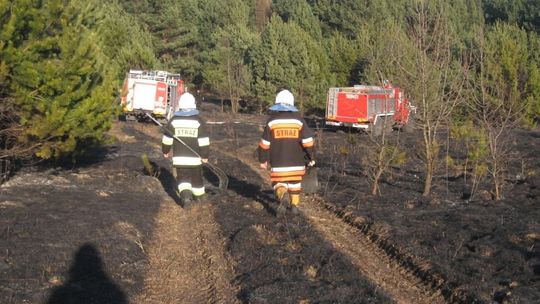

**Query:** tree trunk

left=422, top=126, right=434, bottom=196
left=371, top=169, right=383, bottom=195
left=492, top=162, right=501, bottom=200
left=422, top=149, right=435, bottom=196
left=231, top=98, right=239, bottom=114
left=423, top=161, right=433, bottom=196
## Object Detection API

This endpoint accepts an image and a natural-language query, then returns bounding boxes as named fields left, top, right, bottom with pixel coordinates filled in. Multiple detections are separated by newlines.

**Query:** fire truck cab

left=120, top=69, right=185, bottom=121
left=325, top=83, right=412, bottom=134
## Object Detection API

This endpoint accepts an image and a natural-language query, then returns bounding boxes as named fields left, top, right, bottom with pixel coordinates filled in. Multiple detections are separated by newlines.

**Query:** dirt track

left=1, top=104, right=538, bottom=303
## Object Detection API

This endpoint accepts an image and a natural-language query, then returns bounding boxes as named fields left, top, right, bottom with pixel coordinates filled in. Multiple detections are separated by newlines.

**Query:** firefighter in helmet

left=258, top=89, right=315, bottom=215
left=162, top=92, right=209, bottom=208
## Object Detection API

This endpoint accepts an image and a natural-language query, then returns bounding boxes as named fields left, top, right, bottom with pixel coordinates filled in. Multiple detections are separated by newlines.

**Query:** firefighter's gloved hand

left=307, top=160, right=316, bottom=167
left=201, top=158, right=208, bottom=163
left=260, top=162, right=268, bottom=169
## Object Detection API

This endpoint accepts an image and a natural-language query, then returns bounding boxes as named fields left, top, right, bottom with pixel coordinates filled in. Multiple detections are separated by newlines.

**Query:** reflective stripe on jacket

left=162, top=114, right=209, bottom=166
left=258, top=111, right=314, bottom=181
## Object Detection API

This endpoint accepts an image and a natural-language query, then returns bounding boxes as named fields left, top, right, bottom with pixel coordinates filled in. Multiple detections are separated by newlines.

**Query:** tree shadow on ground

left=8, top=145, right=119, bottom=181
left=46, top=243, right=127, bottom=304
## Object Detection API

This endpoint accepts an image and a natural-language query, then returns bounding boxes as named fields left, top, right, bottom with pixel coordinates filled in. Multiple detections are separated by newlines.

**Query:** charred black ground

left=0, top=101, right=538, bottom=304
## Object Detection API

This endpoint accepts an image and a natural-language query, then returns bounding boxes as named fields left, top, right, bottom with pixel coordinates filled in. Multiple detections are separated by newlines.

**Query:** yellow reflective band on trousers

left=172, top=156, right=202, bottom=166
left=192, top=186, right=205, bottom=196
left=198, top=137, right=210, bottom=146
left=290, top=194, right=300, bottom=206
left=178, top=182, right=192, bottom=192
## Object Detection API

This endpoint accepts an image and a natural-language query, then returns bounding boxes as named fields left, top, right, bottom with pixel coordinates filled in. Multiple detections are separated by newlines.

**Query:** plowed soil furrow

left=220, top=148, right=447, bottom=304
left=300, top=201, right=445, bottom=304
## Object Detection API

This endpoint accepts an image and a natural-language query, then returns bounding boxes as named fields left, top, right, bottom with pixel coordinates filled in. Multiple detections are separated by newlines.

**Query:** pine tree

left=203, top=0, right=257, bottom=113
left=251, top=15, right=330, bottom=111
left=307, top=0, right=365, bottom=38
left=466, top=22, right=539, bottom=199
left=324, top=32, right=360, bottom=86
left=91, top=1, right=157, bottom=77
left=1, top=0, right=148, bottom=161
left=273, top=0, right=322, bottom=39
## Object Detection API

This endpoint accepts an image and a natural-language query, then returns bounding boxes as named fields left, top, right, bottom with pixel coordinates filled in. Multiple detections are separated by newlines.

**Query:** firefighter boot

left=275, top=186, right=289, bottom=217
left=289, top=194, right=301, bottom=215
left=180, top=190, right=193, bottom=209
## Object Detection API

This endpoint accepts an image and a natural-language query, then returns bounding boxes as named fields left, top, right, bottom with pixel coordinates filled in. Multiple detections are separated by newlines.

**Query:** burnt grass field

left=1, top=101, right=539, bottom=304
left=314, top=126, right=540, bottom=303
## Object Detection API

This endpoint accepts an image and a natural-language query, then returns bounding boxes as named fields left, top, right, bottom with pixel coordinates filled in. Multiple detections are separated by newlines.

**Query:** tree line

left=1, top=0, right=155, bottom=166
left=1, top=0, right=539, bottom=198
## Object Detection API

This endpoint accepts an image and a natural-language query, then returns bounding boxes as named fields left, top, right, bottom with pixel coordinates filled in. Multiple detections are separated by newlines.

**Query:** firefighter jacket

left=258, top=111, right=315, bottom=182
left=162, top=113, right=209, bottom=167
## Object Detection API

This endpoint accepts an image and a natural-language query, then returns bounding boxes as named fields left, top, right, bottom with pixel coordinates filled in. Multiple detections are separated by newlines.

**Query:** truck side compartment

left=325, top=84, right=412, bottom=132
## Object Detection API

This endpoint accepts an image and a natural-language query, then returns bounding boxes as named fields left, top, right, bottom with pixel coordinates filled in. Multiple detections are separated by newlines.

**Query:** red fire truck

left=120, top=69, right=185, bottom=121
left=325, top=83, right=413, bottom=134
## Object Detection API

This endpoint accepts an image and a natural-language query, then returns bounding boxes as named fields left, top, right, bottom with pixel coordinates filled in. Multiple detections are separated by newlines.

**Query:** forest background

left=1, top=0, right=539, bottom=198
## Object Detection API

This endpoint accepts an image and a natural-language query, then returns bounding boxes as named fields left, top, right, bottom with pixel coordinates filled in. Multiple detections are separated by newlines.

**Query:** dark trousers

left=174, top=166, right=204, bottom=196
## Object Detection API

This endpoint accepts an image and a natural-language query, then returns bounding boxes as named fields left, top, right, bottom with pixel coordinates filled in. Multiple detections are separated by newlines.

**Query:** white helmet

left=177, top=92, right=196, bottom=110
left=275, top=90, right=294, bottom=106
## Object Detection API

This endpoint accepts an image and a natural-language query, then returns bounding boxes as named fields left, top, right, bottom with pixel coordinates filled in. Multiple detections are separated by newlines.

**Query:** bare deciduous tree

left=363, top=128, right=405, bottom=196
left=467, top=24, right=531, bottom=200
left=222, top=36, right=251, bottom=114
left=394, top=1, right=466, bottom=196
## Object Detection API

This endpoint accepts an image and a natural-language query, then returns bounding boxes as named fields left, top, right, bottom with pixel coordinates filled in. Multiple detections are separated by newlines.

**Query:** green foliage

left=338, top=145, right=349, bottom=156
left=524, top=32, right=540, bottom=125
left=451, top=121, right=489, bottom=162
left=346, top=133, right=357, bottom=145
left=141, top=153, right=157, bottom=176
left=118, top=0, right=199, bottom=82
left=251, top=15, right=331, bottom=110
left=480, top=22, right=540, bottom=125
left=446, top=0, right=484, bottom=50
left=8, top=1, right=114, bottom=159
left=4, top=0, right=540, bottom=162
left=482, top=0, right=540, bottom=33
left=1, top=0, right=155, bottom=160
left=388, top=147, right=407, bottom=167
left=202, top=0, right=258, bottom=112
left=450, top=121, right=489, bottom=196
left=324, top=32, right=359, bottom=86
left=307, top=0, right=366, bottom=38
left=92, top=2, right=157, bottom=76
left=272, top=0, right=322, bottom=39
left=356, top=19, right=410, bottom=85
